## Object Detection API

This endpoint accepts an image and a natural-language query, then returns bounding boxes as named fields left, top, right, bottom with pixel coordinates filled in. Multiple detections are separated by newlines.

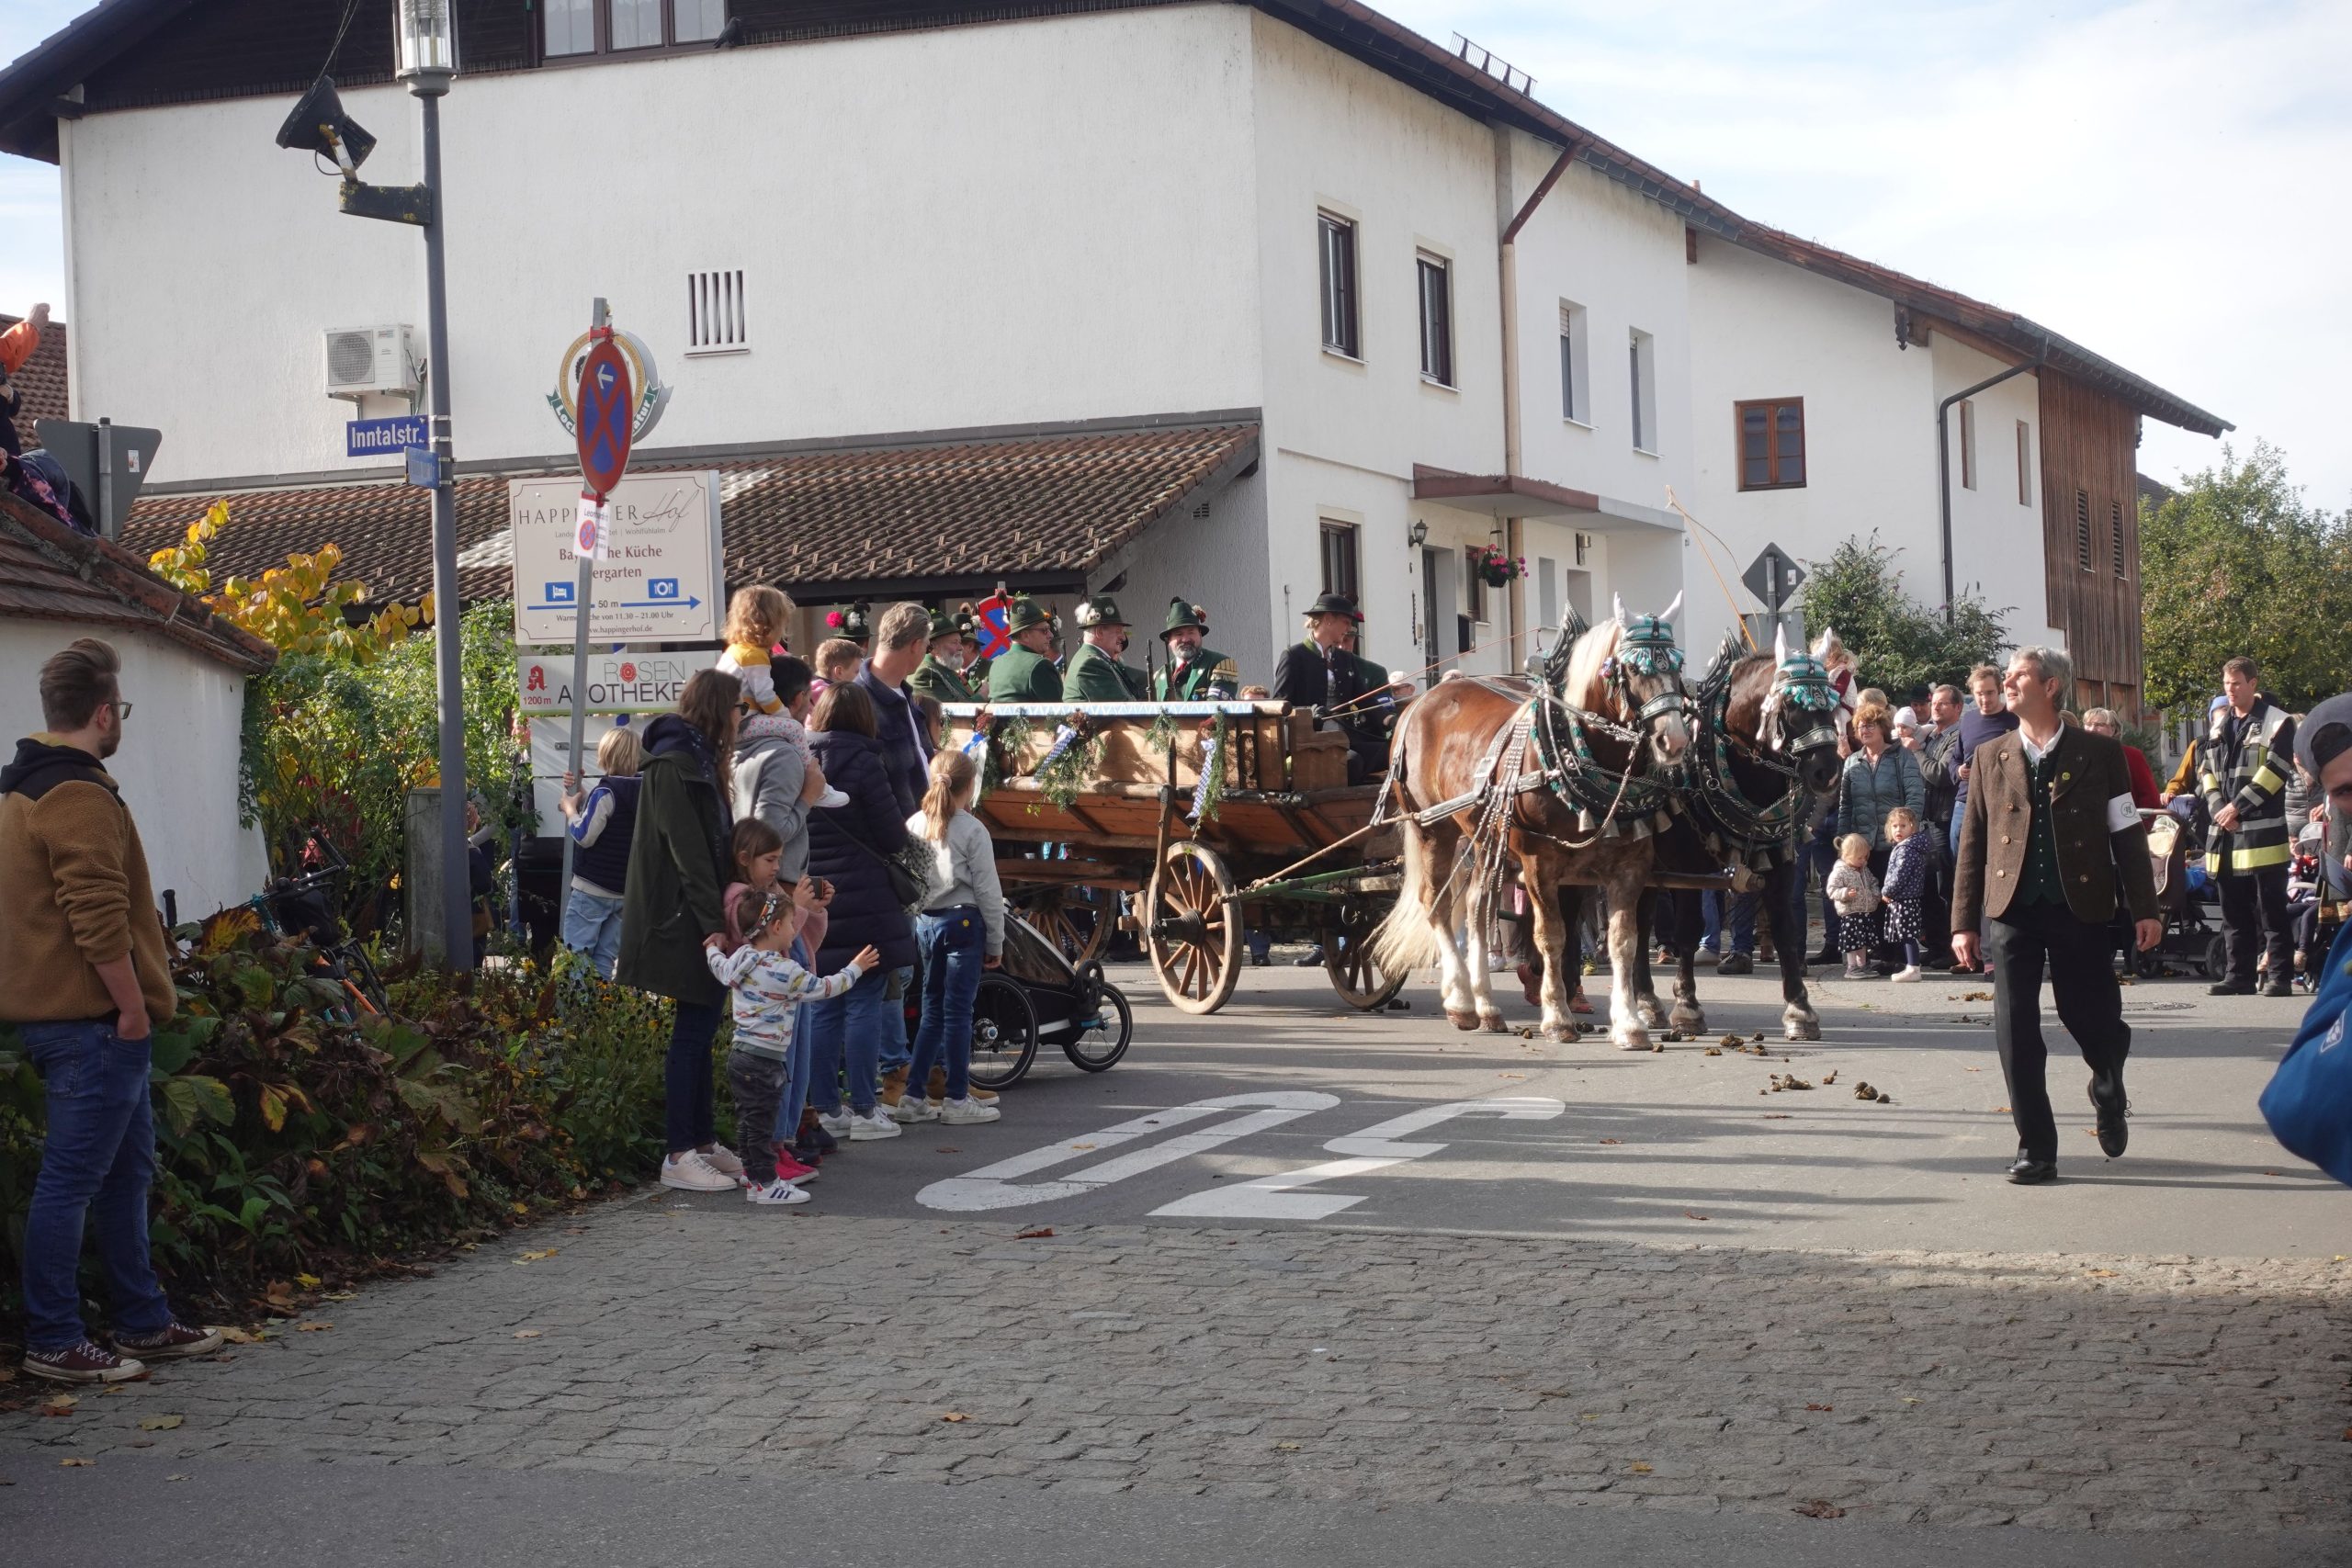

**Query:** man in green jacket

left=986, top=597, right=1063, bottom=702
left=1152, top=596, right=1239, bottom=702
left=1063, top=596, right=1149, bottom=702
left=907, top=609, right=977, bottom=705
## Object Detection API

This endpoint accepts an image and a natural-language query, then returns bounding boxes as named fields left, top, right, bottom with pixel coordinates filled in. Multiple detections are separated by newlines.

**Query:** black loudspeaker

left=275, top=76, right=377, bottom=171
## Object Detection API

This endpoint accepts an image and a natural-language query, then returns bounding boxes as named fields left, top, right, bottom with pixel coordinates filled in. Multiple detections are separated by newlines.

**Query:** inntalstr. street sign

left=508, top=471, right=723, bottom=644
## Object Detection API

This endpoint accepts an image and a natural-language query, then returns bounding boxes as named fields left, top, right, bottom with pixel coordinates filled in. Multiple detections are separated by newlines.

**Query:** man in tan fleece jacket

left=4, top=637, right=220, bottom=1382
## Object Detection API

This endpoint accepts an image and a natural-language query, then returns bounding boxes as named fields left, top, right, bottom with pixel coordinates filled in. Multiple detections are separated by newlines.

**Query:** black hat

left=1305, top=592, right=1362, bottom=623
left=1161, top=596, right=1207, bottom=637
left=2299, top=693, right=2352, bottom=774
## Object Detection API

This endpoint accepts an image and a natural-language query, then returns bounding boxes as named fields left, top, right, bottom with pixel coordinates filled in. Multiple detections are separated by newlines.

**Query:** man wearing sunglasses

left=3, top=637, right=222, bottom=1382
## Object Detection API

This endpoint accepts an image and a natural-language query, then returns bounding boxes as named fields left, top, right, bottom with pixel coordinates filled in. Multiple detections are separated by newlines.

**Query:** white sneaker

left=941, top=1096, right=1001, bottom=1125
left=1890, top=965, right=1922, bottom=984
left=701, top=1143, right=745, bottom=1179
left=817, top=1111, right=854, bottom=1136
left=890, top=1095, right=941, bottom=1124
left=744, top=1177, right=811, bottom=1206
left=816, top=786, right=852, bottom=809
left=1694, top=948, right=1720, bottom=967
left=847, top=1111, right=902, bottom=1141
left=659, top=1151, right=738, bottom=1192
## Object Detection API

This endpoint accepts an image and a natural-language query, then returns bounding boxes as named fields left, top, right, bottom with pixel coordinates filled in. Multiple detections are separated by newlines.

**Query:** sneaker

left=941, top=1096, right=1002, bottom=1125
left=1295, top=945, right=1326, bottom=966
left=799, top=1111, right=840, bottom=1155
left=815, top=786, right=851, bottom=809
left=701, top=1144, right=745, bottom=1179
left=1693, top=946, right=1720, bottom=967
left=817, top=1110, right=855, bottom=1137
left=660, top=1151, right=738, bottom=1191
left=847, top=1111, right=902, bottom=1141
left=113, top=1321, right=224, bottom=1360
left=772, top=1151, right=820, bottom=1183
left=878, top=1066, right=910, bottom=1108
left=1890, top=965, right=1922, bottom=984
left=890, top=1095, right=941, bottom=1124
left=1716, top=952, right=1754, bottom=976
left=789, top=1138, right=826, bottom=1168
left=745, top=1177, right=812, bottom=1206
left=929, top=1067, right=997, bottom=1104
left=23, top=1339, right=147, bottom=1385
left=1842, top=960, right=1875, bottom=981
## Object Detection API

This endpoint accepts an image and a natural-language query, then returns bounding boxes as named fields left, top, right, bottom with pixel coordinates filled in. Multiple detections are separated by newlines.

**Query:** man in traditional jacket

left=1152, top=597, right=1238, bottom=703
left=985, top=598, right=1063, bottom=702
left=906, top=609, right=977, bottom=705
left=1062, top=597, right=1149, bottom=703
left=1272, top=592, right=1396, bottom=783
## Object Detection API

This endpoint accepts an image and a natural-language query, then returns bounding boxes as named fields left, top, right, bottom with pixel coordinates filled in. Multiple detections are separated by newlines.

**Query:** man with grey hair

left=857, top=601, right=937, bottom=820
left=1951, top=646, right=2159, bottom=1184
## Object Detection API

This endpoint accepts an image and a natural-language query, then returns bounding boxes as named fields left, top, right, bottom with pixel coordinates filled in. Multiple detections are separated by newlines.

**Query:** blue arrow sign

left=617, top=594, right=702, bottom=609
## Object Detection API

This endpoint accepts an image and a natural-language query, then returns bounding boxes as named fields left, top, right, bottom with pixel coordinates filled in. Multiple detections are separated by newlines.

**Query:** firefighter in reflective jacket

left=2202, top=656, right=2299, bottom=997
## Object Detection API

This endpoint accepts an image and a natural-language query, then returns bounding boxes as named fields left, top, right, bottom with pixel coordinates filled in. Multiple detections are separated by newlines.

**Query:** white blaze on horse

left=1373, top=594, right=1691, bottom=1049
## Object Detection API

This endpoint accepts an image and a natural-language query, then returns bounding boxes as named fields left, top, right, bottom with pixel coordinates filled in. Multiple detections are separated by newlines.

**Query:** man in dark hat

left=986, top=598, right=1062, bottom=702
left=1153, top=597, right=1238, bottom=703
left=827, top=602, right=873, bottom=648
left=1063, top=597, right=1148, bottom=703
left=1274, top=592, right=1397, bottom=783
left=907, top=608, right=977, bottom=705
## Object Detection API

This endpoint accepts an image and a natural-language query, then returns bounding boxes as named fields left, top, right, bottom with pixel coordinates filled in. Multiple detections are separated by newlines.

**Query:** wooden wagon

left=941, top=701, right=1408, bottom=1016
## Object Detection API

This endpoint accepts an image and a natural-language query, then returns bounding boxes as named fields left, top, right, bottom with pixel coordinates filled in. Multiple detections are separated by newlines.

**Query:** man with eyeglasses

left=3, top=637, right=222, bottom=1382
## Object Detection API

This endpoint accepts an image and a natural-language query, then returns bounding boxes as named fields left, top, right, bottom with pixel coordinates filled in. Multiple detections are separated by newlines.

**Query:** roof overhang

left=0, top=488, right=276, bottom=672
left=1411, top=466, right=1679, bottom=535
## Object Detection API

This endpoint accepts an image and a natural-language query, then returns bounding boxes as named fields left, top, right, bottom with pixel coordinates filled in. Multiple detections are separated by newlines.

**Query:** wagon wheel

left=1326, top=895, right=1407, bottom=1010
left=1147, top=840, right=1241, bottom=1014
left=1019, top=886, right=1113, bottom=967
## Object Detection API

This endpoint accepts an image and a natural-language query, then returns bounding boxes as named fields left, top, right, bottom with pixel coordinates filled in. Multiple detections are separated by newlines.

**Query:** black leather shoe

left=2259, top=976, right=2294, bottom=998
left=2207, top=981, right=2254, bottom=996
left=2006, top=1156, right=2058, bottom=1184
left=1717, top=952, right=1754, bottom=976
left=2089, top=1073, right=2129, bottom=1158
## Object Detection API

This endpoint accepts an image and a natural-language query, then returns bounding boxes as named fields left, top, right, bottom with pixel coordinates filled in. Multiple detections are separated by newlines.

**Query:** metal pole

left=418, top=85, right=472, bottom=968
left=556, top=299, right=607, bottom=912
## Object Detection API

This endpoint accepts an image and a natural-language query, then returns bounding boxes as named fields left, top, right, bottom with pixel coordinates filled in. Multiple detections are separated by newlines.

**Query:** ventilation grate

left=686, top=270, right=748, bottom=354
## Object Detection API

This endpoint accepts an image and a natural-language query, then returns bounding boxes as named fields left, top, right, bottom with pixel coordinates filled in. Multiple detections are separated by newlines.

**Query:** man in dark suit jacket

left=1951, top=646, right=2161, bottom=1184
left=1272, top=592, right=1396, bottom=783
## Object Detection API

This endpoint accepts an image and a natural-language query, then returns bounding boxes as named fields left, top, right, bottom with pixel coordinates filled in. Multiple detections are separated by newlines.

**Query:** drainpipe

left=1936, top=336, right=2049, bottom=620
left=1497, top=134, right=1578, bottom=668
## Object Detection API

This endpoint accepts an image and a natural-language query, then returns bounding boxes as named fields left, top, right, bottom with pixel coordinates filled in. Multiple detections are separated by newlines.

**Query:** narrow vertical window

left=1959, top=400, right=1977, bottom=491
left=2075, top=489, right=2093, bottom=570
left=1629, top=329, right=1657, bottom=453
left=1318, top=212, right=1359, bottom=358
left=1417, top=254, right=1453, bottom=386
left=2016, top=420, right=2033, bottom=506
left=1558, top=300, right=1588, bottom=423
left=2110, top=500, right=2126, bottom=579
left=1318, top=520, right=1361, bottom=604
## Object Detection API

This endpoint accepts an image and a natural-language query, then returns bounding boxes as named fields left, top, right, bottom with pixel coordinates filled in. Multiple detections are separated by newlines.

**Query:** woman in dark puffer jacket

left=802, top=682, right=918, bottom=1142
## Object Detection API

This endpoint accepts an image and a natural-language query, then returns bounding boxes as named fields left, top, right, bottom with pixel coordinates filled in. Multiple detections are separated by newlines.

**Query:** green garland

left=1140, top=710, right=1182, bottom=760
left=1033, top=728, right=1103, bottom=811
left=985, top=713, right=1034, bottom=797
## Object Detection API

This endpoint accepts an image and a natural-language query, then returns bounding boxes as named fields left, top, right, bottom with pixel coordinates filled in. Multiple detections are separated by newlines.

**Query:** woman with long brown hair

left=617, top=667, right=747, bottom=1191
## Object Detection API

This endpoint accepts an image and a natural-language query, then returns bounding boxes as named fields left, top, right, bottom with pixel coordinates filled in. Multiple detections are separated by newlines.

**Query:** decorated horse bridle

left=1681, top=636, right=1842, bottom=866
left=1599, top=613, right=1697, bottom=736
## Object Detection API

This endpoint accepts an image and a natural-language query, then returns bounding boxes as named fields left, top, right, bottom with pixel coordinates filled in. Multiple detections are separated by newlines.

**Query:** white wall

left=0, top=622, right=266, bottom=919
left=62, top=6, right=1264, bottom=485
left=1932, top=335, right=2058, bottom=646
left=1093, top=462, right=1274, bottom=682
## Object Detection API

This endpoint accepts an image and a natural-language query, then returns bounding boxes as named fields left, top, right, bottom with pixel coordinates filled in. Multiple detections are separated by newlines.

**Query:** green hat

left=925, top=609, right=961, bottom=642
left=1161, top=596, right=1207, bottom=637
left=1075, top=595, right=1129, bottom=629
left=826, top=603, right=872, bottom=644
left=1006, top=596, right=1052, bottom=634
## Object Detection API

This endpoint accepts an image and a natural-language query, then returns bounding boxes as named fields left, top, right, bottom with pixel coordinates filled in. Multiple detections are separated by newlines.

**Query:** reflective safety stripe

left=2224, top=840, right=2293, bottom=872
left=2251, top=762, right=2285, bottom=794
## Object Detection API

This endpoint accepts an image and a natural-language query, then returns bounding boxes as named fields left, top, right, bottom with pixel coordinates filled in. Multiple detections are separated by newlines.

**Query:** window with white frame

left=1318, top=211, right=1360, bottom=358
left=685, top=269, right=749, bottom=354
left=1319, top=519, right=1361, bottom=604
left=545, top=0, right=724, bottom=55
left=1417, top=253, right=1453, bottom=387
left=1558, top=300, right=1589, bottom=423
left=1628, top=328, right=1657, bottom=454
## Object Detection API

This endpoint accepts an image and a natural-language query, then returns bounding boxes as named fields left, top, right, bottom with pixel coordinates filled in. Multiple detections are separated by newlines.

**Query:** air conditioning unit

left=322, top=325, right=418, bottom=400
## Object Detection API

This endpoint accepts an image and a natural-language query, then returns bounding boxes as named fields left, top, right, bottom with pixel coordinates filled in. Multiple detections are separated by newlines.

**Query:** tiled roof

left=0, top=313, right=68, bottom=428
left=119, top=422, right=1260, bottom=609
left=0, top=488, right=276, bottom=673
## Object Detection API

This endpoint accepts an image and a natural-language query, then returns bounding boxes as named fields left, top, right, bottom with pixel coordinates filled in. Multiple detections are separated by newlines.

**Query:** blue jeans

left=774, top=935, right=818, bottom=1146
left=877, top=965, right=914, bottom=1077
left=17, top=1020, right=175, bottom=1352
left=1702, top=890, right=1758, bottom=956
left=665, top=998, right=721, bottom=1156
left=561, top=886, right=625, bottom=978
left=910, top=908, right=986, bottom=1103
left=805, top=964, right=896, bottom=1116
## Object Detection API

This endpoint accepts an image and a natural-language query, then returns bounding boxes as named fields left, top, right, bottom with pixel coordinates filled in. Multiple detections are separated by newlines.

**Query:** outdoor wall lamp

left=1408, top=520, right=1429, bottom=547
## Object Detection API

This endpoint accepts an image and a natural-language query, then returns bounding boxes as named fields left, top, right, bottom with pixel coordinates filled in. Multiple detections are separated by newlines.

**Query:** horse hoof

left=1478, top=1013, right=1509, bottom=1034
left=1670, top=1007, right=1706, bottom=1034
left=1784, top=1020, right=1822, bottom=1042
left=1446, top=1010, right=1480, bottom=1032
left=1636, top=1004, right=1666, bottom=1030
left=1615, top=1030, right=1651, bottom=1053
left=1543, top=1023, right=1575, bottom=1044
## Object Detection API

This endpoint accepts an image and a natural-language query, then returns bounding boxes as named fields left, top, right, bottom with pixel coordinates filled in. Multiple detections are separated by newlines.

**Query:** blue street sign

left=545, top=581, right=576, bottom=604
left=348, top=415, right=430, bottom=457
left=647, top=578, right=679, bottom=600
left=403, top=446, right=441, bottom=490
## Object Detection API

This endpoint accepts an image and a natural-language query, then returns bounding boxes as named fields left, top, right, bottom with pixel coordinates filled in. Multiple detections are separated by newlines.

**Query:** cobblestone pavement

left=6, top=1199, right=2347, bottom=1533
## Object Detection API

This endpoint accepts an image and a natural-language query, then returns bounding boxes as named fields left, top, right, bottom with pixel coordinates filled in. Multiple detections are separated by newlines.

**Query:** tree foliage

left=148, top=500, right=424, bottom=661
left=2139, top=442, right=2352, bottom=714
left=1799, top=535, right=2012, bottom=701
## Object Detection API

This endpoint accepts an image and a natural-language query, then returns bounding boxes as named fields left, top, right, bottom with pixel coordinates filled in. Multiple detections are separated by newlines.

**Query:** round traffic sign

left=575, top=336, right=635, bottom=496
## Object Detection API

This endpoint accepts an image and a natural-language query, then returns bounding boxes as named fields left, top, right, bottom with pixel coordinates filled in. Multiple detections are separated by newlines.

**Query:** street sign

left=1742, top=544, right=1806, bottom=613
left=574, top=336, right=634, bottom=496
left=347, top=414, right=429, bottom=458
left=403, top=446, right=441, bottom=489
left=36, top=418, right=161, bottom=538
left=517, top=649, right=721, bottom=716
left=509, top=470, right=722, bottom=644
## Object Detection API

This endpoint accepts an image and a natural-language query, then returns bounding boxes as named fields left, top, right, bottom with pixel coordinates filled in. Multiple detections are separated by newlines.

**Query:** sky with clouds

left=1, top=0, right=2342, bottom=504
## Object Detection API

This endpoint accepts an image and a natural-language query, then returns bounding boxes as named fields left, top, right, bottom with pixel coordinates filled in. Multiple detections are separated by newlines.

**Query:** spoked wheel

left=1062, top=962, right=1134, bottom=1072
left=1020, top=886, right=1113, bottom=967
left=1326, top=896, right=1407, bottom=1010
left=1147, top=840, right=1241, bottom=1014
left=967, top=974, right=1039, bottom=1089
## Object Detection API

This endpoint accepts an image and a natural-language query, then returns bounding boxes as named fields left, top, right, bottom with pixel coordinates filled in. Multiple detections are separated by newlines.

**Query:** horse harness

left=1678, top=636, right=1843, bottom=872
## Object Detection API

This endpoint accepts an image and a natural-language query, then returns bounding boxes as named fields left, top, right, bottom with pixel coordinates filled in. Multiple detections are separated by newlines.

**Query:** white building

left=0, top=0, right=2223, bottom=710
left=0, top=490, right=274, bottom=918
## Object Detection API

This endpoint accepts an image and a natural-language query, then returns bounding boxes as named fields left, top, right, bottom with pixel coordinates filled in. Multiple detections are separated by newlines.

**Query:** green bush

left=1, top=921, right=684, bottom=1330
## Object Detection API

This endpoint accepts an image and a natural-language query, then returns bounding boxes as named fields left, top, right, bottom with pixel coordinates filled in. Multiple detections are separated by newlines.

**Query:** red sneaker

left=23, top=1338, right=149, bottom=1384
left=114, top=1321, right=224, bottom=1360
left=772, top=1150, right=820, bottom=1184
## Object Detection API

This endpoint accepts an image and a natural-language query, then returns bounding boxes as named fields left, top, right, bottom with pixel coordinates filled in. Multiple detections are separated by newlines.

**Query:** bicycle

left=243, top=836, right=390, bottom=1020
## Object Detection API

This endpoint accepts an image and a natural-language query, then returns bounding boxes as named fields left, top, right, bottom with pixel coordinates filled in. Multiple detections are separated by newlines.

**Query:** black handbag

left=841, top=828, right=924, bottom=909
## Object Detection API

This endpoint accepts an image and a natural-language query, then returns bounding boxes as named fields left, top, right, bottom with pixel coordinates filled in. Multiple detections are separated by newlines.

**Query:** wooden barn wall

left=2037, top=369, right=2143, bottom=718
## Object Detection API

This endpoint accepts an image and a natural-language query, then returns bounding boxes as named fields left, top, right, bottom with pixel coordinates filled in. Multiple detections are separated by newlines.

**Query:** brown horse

left=1373, top=601, right=1692, bottom=1048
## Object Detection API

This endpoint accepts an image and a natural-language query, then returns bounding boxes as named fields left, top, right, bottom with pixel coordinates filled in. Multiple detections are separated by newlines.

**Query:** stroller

left=2139, top=808, right=2226, bottom=979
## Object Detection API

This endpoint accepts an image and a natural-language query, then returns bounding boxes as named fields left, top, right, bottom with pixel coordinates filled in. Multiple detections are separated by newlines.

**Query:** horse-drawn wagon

left=940, top=700, right=1408, bottom=1017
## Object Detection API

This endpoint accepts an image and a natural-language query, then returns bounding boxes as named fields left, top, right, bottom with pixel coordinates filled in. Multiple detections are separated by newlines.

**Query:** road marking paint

left=915, top=1091, right=1340, bottom=1213
left=1150, top=1097, right=1567, bottom=1221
